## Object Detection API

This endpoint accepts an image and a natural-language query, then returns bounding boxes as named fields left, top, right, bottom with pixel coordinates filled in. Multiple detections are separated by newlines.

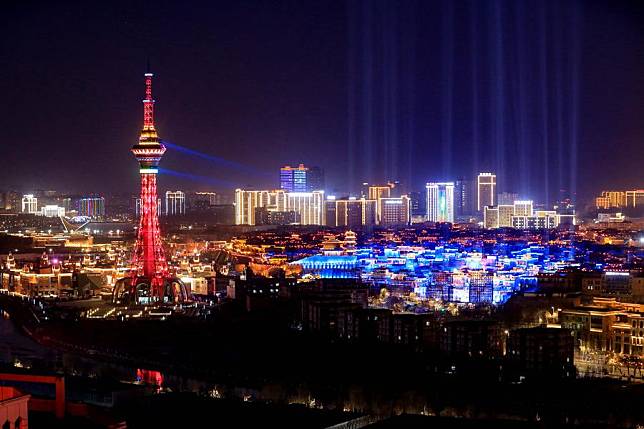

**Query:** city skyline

left=0, top=1, right=643, bottom=204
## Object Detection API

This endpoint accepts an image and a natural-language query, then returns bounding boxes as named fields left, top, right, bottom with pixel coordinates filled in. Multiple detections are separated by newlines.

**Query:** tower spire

left=142, top=71, right=155, bottom=132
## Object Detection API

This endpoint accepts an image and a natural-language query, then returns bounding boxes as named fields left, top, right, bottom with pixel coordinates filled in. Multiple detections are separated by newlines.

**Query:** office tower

left=165, top=191, right=185, bottom=216
left=235, top=189, right=323, bottom=225
left=497, top=192, right=519, bottom=206
left=477, top=173, right=496, bottom=212
left=426, top=182, right=455, bottom=223
left=601, top=191, right=626, bottom=208
left=285, top=191, right=325, bottom=225
left=235, top=189, right=287, bottom=225
left=513, top=200, right=534, bottom=217
left=280, top=164, right=325, bottom=192
left=498, top=205, right=514, bottom=227
left=187, top=192, right=217, bottom=212
left=625, top=190, right=644, bottom=208
left=484, top=206, right=499, bottom=229
left=280, top=164, right=308, bottom=192
left=367, top=184, right=392, bottom=200
left=455, top=179, right=474, bottom=217
left=378, top=195, right=411, bottom=225
left=307, top=166, right=325, bottom=191
left=408, top=191, right=426, bottom=218
left=77, top=197, right=106, bottom=218
left=21, top=194, right=38, bottom=214
left=325, top=197, right=377, bottom=227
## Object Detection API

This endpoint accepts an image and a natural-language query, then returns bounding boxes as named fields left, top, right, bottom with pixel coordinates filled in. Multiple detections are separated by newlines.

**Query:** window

left=3, top=420, right=10, bottom=429
left=14, top=417, right=22, bottom=429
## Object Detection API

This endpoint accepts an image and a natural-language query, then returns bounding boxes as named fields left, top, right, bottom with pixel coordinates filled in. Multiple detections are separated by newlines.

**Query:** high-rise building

left=513, top=200, right=534, bottom=217
left=307, top=166, right=325, bottom=191
left=165, top=191, right=185, bottom=216
left=602, top=191, right=626, bottom=208
left=408, top=191, right=426, bottom=218
left=235, top=189, right=323, bottom=225
left=367, top=184, right=392, bottom=201
left=286, top=191, right=325, bottom=225
left=455, top=179, right=474, bottom=217
left=498, top=205, right=514, bottom=227
left=625, top=190, right=644, bottom=208
left=77, top=197, right=105, bottom=218
left=280, top=164, right=324, bottom=192
left=21, top=194, right=38, bottom=214
left=426, top=182, right=454, bottom=223
left=378, top=195, right=411, bottom=225
left=483, top=206, right=499, bottom=229
left=325, top=197, right=377, bottom=228
left=235, top=189, right=287, bottom=225
left=280, top=164, right=307, bottom=192
left=477, top=173, right=496, bottom=212
left=497, top=192, right=519, bottom=206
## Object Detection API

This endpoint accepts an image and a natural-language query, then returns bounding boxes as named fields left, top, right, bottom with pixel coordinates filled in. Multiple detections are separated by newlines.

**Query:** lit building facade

left=235, top=189, right=323, bottom=225
left=484, top=206, right=499, bottom=229
left=325, top=197, right=377, bottom=228
left=286, top=191, right=325, bottom=225
left=21, top=194, right=37, bottom=214
left=513, top=200, right=534, bottom=217
left=280, top=164, right=308, bottom=192
left=455, top=179, right=474, bottom=217
left=165, top=191, right=185, bottom=216
left=477, top=173, right=496, bottom=212
left=378, top=196, right=411, bottom=225
left=626, top=190, right=644, bottom=208
left=511, top=210, right=558, bottom=229
left=498, top=205, right=514, bottom=227
left=77, top=197, right=105, bottom=218
left=426, top=182, right=454, bottom=223
left=40, top=205, right=65, bottom=218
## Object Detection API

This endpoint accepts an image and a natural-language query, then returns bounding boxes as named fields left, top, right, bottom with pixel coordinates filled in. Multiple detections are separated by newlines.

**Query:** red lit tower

left=130, top=72, right=169, bottom=297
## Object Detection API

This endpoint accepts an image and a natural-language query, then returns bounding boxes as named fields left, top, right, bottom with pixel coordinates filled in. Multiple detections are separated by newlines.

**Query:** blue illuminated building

left=291, top=240, right=583, bottom=305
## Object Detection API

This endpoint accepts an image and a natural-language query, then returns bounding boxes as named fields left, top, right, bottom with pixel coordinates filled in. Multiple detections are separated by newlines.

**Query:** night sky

left=1, top=0, right=643, bottom=205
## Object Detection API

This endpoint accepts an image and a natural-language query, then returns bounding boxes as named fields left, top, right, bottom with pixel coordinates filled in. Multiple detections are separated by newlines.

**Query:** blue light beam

left=162, top=141, right=273, bottom=178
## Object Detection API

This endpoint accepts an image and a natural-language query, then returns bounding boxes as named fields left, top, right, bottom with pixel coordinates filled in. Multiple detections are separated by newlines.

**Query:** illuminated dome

left=112, top=276, right=189, bottom=305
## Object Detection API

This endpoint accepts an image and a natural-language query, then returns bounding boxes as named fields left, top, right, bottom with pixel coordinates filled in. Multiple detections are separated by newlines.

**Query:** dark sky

left=0, top=0, right=643, bottom=205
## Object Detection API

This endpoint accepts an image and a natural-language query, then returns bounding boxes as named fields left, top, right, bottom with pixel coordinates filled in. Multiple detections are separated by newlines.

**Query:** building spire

left=142, top=71, right=155, bottom=131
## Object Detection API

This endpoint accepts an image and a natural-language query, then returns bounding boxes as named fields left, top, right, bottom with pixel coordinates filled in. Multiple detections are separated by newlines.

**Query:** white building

left=513, top=200, right=534, bottom=217
left=426, top=182, right=454, bottom=223
left=285, top=191, right=325, bottom=225
left=477, top=173, right=496, bottom=212
left=21, top=194, right=37, bottom=214
left=40, top=205, right=65, bottom=218
left=165, top=191, right=186, bottom=216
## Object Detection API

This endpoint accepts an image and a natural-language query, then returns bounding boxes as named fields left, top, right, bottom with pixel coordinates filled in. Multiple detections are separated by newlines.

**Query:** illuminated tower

left=130, top=71, right=169, bottom=295
left=426, top=182, right=454, bottom=223
left=477, top=173, right=496, bottom=212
